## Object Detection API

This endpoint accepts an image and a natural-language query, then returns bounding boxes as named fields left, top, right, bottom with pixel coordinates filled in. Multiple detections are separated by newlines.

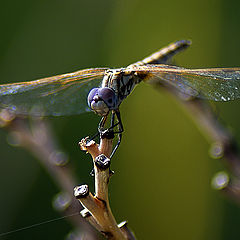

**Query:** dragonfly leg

left=100, top=113, right=115, bottom=140
left=97, top=110, right=124, bottom=158
left=90, top=115, right=109, bottom=141
left=88, top=114, right=110, bottom=177
left=90, top=113, right=118, bottom=141
left=90, top=110, right=124, bottom=158
left=109, top=110, right=124, bottom=159
left=98, top=114, right=108, bottom=131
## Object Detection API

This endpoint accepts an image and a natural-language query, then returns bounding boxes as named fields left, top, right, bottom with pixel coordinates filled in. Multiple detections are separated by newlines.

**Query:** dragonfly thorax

left=87, top=69, right=140, bottom=116
left=102, top=69, right=141, bottom=103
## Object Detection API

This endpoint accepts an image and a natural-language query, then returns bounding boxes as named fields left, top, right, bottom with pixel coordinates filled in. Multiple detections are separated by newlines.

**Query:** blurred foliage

left=0, top=0, right=240, bottom=239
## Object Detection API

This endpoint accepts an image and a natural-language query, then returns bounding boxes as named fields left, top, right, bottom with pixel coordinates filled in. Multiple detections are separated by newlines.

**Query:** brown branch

left=177, top=97, right=240, bottom=175
left=76, top=137, right=136, bottom=240
left=0, top=110, right=97, bottom=240
left=158, top=85, right=240, bottom=202
left=0, top=111, right=136, bottom=239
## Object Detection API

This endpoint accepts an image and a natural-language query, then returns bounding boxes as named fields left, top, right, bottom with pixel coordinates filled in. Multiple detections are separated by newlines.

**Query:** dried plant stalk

left=76, top=137, right=136, bottom=240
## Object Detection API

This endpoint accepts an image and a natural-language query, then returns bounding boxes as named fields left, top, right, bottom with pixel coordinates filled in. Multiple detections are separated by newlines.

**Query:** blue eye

left=87, top=87, right=117, bottom=111
left=98, top=88, right=117, bottom=109
left=87, top=88, right=98, bottom=108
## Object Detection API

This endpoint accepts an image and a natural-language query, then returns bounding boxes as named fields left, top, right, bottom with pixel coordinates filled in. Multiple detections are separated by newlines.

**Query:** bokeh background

left=1, top=0, right=240, bottom=239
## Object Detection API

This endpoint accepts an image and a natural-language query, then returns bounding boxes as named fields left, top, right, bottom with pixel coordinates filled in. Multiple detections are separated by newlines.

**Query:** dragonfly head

left=87, top=87, right=117, bottom=116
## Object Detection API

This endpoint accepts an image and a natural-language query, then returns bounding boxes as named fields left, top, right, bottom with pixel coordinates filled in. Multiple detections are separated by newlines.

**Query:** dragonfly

left=1, top=39, right=240, bottom=157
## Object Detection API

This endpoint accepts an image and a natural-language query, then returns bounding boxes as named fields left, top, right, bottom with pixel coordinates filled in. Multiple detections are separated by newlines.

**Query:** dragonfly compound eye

left=87, top=87, right=117, bottom=116
left=98, top=87, right=117, bottom=109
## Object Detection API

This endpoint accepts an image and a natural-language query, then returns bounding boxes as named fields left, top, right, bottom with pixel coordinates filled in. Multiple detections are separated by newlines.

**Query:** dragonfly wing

left=0, top=68, right=108, bottom=116
left=135, top=65, right=240, bottom=101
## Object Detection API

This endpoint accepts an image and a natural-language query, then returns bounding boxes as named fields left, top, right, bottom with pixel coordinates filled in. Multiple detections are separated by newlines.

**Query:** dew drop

left=50, top=151, right=68, bottom=166
left=52, top=192, right=72, bottom=211
left=209, top=142, right=224, bottom=159
left=211, top=171, right=229, bottom=190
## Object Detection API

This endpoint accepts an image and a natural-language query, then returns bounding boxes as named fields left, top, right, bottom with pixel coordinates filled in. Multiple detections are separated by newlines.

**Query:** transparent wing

left=132, top=64, right=240, bottom=101
left=0, top=68, right=108, bottom=116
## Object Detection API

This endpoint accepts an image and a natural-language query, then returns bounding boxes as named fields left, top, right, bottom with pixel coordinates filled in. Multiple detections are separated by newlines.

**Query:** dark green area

left=0, top=0, right=240, bottom=239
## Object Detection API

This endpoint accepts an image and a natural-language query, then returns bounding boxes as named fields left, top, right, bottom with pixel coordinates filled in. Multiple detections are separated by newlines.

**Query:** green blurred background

left=1, top=0, right=240, bottom=239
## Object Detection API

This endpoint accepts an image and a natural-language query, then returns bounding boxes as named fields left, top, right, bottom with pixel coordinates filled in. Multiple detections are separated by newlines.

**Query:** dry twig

left=0, top=110, right=97, bottom=240
left=159, top=85, right=240, bottom=203
left=76, top=137, right=136, bottom=240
